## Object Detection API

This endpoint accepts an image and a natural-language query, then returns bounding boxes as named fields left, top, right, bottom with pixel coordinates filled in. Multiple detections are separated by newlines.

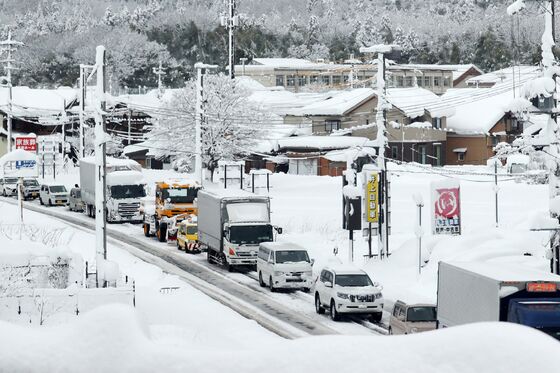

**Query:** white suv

left=1, top=177, right=19, bottom=197
left=314, top=266, right=384, bottom=322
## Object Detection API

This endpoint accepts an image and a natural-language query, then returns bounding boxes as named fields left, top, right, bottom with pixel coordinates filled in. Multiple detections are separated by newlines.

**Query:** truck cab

left=144, top=179, right=201, bottom=242
left=177, top=215, right=200, bottom=253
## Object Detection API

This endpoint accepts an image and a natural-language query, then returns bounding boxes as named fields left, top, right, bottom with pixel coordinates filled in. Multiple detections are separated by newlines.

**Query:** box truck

left=198, top=188, right=280, bottom=271
left=437, top=261, right=560, bottom=340
left=80, top=157, right=146, bottom=223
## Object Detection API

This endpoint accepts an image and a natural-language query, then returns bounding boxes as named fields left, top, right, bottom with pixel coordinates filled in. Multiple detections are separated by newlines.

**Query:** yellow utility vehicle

left=176, top=214, right=200, bottom=253
left=142, top=179, right=201, bottom=242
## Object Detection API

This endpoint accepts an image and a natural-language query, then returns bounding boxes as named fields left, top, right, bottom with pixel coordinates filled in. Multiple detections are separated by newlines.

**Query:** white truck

left=80, top=157, right=146, bottom=223
left=198, top=188, right=280, bottom=271
left=437, top=261, right=560, bottom=340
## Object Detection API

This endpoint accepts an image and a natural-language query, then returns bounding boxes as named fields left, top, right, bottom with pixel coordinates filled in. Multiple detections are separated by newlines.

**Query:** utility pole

left=194, top=63, right=217, bottom=185
left=152, top=60, right=166, bottom=98
left=0, top=31, right=23, bottom=153
left=360, top=44, right=399, bottom=259
left=94, top=46, right=107, bottom=262
left=221, top=0, right=239, bottom=79
left=79, top=64, right=94, bottom=159
left=494, top=159, right=499, bottom=228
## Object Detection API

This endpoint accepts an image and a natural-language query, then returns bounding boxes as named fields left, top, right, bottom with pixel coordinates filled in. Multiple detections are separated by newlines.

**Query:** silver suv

left=314, top=265, right=384, bottom=322
left=22, top=178, right=40, bottom=200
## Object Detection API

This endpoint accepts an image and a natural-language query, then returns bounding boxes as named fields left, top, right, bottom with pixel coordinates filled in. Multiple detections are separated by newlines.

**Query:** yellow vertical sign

left=366, top=172, right=379, bottom=223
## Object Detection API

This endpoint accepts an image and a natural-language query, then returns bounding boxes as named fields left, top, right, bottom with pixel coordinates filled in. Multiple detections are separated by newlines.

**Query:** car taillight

left=229, top=248, right=236, bottom=256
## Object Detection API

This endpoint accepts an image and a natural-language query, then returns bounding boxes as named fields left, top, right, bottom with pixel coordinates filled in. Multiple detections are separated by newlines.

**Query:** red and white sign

left=15, top=137, right=37, bottom=152
left=432, top=180, right=461, bottom=235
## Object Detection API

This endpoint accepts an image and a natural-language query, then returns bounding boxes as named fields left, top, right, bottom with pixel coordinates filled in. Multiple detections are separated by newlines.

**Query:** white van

left=257, top=242, right=313, bottom=292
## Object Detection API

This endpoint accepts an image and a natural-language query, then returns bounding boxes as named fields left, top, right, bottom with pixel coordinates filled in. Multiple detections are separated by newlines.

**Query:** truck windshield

left=186, top=226, right=197, bottom=235
left=49, top=186, right=67, bottom=193
left=162, top=187, right=198, bottom=203
left=24, top=179, right=39, bottom=186
left=407, top=307, right=437, bottom=322
left=335, top=274, right=373, bottom=287
left=110, top=185, right=146, bottom=199
left=229, top=225, right=273, bottom=245
left=275, top=250, right=310, bottom=264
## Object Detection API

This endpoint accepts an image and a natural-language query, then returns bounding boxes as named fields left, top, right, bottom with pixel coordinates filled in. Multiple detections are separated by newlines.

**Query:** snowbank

left=1, top=304, right=558, bottom=373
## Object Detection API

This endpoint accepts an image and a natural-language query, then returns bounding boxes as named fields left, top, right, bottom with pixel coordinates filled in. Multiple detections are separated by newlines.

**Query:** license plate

left=32, top=193, right=37, bottom=196
left=358, top=304, right=367, bottom=309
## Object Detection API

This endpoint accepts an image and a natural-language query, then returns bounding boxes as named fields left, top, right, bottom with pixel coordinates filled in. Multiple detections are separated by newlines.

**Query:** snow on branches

left=147, top=75, right=269, bottom=178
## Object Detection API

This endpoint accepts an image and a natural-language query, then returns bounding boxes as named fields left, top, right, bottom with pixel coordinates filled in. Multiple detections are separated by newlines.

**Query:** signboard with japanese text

left=432, top=180, right=461, bottom=235
left=15, top=136, right=37, bottom=152
left=365, top=171, right=380, bottom=223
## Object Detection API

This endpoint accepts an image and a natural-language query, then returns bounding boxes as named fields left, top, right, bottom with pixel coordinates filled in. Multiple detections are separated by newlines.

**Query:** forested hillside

left=0, top=0, right=548, bottom=90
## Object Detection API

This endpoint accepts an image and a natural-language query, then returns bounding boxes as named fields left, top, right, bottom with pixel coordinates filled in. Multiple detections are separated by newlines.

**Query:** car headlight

left=337, top=292, right=350, bottom=299
left=375, top=292, right=383, bottom=299
left=273, top=271, right=284, bottom=276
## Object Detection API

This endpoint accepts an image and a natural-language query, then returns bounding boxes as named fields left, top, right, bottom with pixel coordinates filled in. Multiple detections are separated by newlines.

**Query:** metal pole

left=349, top=229, right=354, bottom=263
left=224, top=165, right=227, bottom=189
left=240, top=164, right=243, bottom=189
left=195, top=64, right=205, bottom=185
left=79, top=65, right=86, bottom=158
left=418, top=203, right=422, bottom=275
left=18, top=176, right=23, bottom=222
left=228, top=0, right=236, bottom=79
left=128, top=109, right=132, bottom=146
left=252, top=173, right=255, bottom=193
left=494, top=161, right=499, bottom=228
left=94, top=46, right=107, bottom=261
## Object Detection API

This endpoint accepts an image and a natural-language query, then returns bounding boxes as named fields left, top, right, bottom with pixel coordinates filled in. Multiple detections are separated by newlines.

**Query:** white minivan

left=257, top=242, right=313, bottom=292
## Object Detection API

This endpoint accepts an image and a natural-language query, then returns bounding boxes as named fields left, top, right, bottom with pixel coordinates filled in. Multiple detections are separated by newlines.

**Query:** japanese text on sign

left=433, top=186, right=461, bottom=235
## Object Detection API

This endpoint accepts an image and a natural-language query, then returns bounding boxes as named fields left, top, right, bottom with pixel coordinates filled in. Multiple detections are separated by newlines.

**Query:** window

left=391, top=146, right=398, bottom=159
left=321, top=75, right=330, bottom=85
left=332, top=75, right=341, bottom=85
left=286, top=75, right=296, bottom=87
left=424, top=76, right=431, bottom=87
left=275, top=75, right=285, bottom=86
left=491, top=136, right=499, bottom=146
left=432, top=117, right=442, bottom=129
left=396, top=76, right=404, bottom=87
left=343, top=75, right=350, bottom=83
left=434, top=77, right=441, bottom=87
left=417, top=76, right=423, bottom=87
left=405, top=76, right=414, bottom=87
left=458, top=152, right=465, bottom=162
left=434, top=145, right=442, bottom=166
left=297, top=76, right=306, bottom=86
left=509, top=118, right=519, bottom=131
left=443, top=77, right=450, bottom=87
left=418, top=145, right=427, bottom=164
left=310, top=75, right=319, bottom=84
left=325, top=120, right=341, bottom=133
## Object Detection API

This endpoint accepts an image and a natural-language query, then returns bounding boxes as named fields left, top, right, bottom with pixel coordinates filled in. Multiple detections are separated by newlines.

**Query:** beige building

left=235, top=58, right=471, bottom=95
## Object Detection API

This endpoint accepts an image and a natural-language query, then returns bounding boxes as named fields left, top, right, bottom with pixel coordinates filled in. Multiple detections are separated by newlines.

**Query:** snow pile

left=106, top=170, right=145, bottom=186
left=507, top=0, right=526, bottom=15
left=1, top=304, right=558, bottom=373
left=522, top=76, right=555, bottom=99
left=407, top=121, right=432, bottom=129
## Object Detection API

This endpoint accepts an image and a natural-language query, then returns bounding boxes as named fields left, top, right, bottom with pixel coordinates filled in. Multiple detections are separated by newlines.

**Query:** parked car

left=388, top=301, right=437, bottom=335
left=1, top=177, right=19, bottom=197
left=22, top=178, right=40, bottom=200
left=257, top=242, right=313, bottom=292
left=68, top=187, right=84, bottom=212
left=39, top=184, right=69, bottom=206
left=314, top=265, right=384, bottom=322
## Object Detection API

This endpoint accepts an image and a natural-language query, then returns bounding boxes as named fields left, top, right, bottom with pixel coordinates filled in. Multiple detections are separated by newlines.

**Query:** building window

left=325, top=120, right=341, bottom=133
left=491, top=136, right=499, bottom=146
left=276, top=75, right=285, bottom=86
left=396, top=76, right=404, bottom=87
left=418, top=145, right=427, bottom=164
left=343, top=75, right=350, bottom=84
left=458, top=152, right=465, bottom=162
left=297, top=76, right=306, bottom=86
left=443, top=77, right=450, bottom=87
left=417, top=76, right=423, bottom=87
left=432, top=117, right=442, bottom=129
left=405, top=76, right=414, bottom=87
left=286, top=75, right=296, bottom=87
left=509, top=118, right=519, bottom=132
left=321, top=75, right=330, bottom=85
left=391, top=146, right=398, bottom=159
left=332, top=75, right=341, bottom=85
left=310, top=75, right=319, bottom=84
left=434, top=77, right=441, bottom=87
left=434, top=145, right=442, bottom=166
left=424, top=76, right=431, bottom=87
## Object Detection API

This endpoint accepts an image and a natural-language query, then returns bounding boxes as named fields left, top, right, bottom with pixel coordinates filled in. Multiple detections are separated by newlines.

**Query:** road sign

left=432, top=180, right=461, bottom=235
left=15, top=136, right=37, bottom=152
left=15, top=160, right=36, bottom=169
left=365, top=171, right=380, bottom=223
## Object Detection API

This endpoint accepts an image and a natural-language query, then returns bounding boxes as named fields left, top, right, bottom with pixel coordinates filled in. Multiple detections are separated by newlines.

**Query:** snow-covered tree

left=146, top=75, right=269, bottom=179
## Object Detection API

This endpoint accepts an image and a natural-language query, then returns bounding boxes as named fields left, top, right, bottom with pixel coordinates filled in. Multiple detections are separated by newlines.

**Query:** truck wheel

left=177, top=240, right=182, bottom=251
left=259, top=272, right=266, bottom=287
left=207, top=251, right=213, bottom=264
left=40, top=197, right=44, bottom=205
left=48, top=199, right=52, bottom=206
left=143, top=224, right=151, bottom=237
left=157, top=224, right=167, bottom=242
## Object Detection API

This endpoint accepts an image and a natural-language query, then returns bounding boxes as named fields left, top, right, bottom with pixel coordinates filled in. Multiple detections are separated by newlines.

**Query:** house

left=466, top=65, right=540, bottom=88
left=235, top=58, right=458, bottom=95
left=443, top=86, right=526, bottom=165
left=284, top=87, right=452, bottom=166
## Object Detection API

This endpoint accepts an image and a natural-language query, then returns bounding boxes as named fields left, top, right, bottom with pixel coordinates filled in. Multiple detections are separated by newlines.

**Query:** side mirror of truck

left=311, top=259, right=315, bottom=266
left=275, top=226, right=283, bottom=234
left=324, top=281, right=333, bottom=288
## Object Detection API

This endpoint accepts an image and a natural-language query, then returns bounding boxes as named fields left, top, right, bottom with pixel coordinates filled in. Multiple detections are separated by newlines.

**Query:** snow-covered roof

left=453, top=148, right=467, bottom=153
left=506, top=154, right=530, bottom=166
left=403, top=64, right=483, bottom=81
left=294, top=88, right=374, bottom=116
left=0, top=149, right=37, bottom=165
left=0, top=86, right=75, bottom=119
left=444, top=261, right=560, bottom=283
left=277, top=136, right=369, bottom=151
left=443, top=85, right=519, bottom=134
left=249, top=89, right=328, bottom=116
left=466, top=65, right=540, bottom=87
left=252, top=58, right=314, bottom=68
